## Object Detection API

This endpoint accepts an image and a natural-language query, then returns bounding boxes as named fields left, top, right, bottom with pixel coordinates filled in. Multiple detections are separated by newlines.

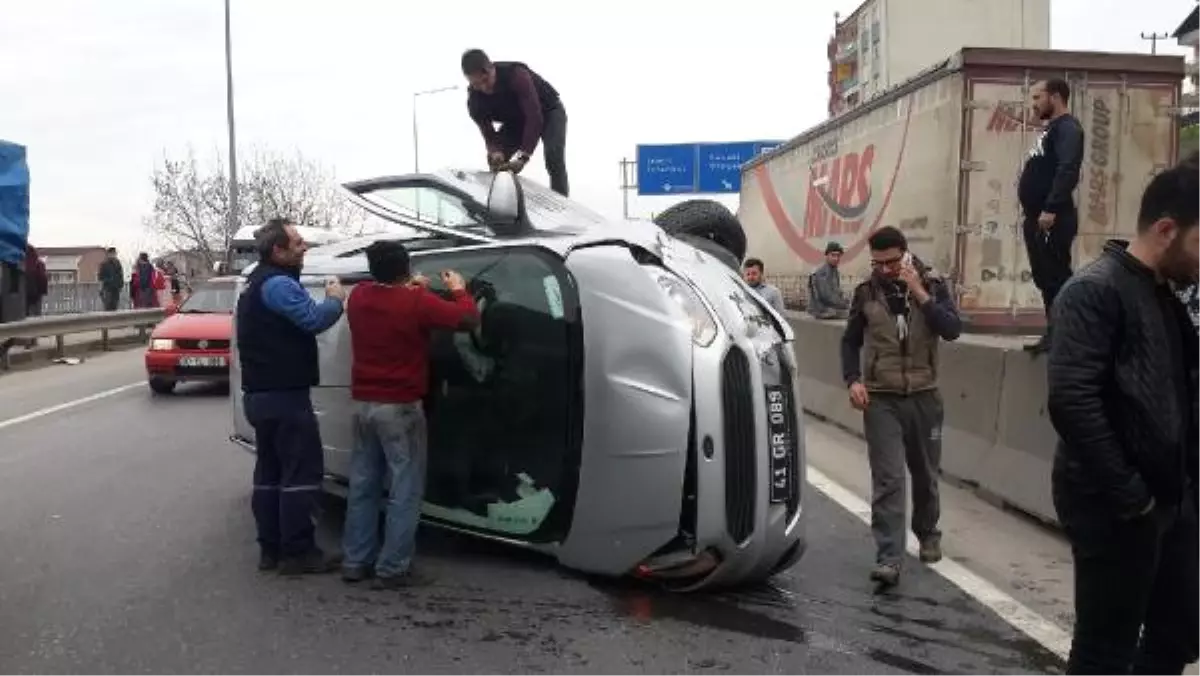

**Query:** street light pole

left=223, top=0, right=239, bottom=266
left=412, top=85, right=461, bottom=173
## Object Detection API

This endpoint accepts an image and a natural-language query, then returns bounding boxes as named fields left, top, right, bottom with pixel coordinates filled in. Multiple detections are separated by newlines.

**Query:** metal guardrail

left=0, top=308, right=164, bottom=342
left=0, top=309, right=165, bottom=369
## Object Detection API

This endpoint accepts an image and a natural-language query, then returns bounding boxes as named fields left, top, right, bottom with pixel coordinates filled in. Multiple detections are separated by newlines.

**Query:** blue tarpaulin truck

left=0, top=140, right=31, bottom=323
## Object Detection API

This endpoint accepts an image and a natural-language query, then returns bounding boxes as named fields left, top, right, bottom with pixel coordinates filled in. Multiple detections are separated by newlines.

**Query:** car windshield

left=179, top=282, right=237, bottom=314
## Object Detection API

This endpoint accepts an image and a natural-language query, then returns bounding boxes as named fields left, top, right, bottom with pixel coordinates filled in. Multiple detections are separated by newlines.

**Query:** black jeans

left=243, top=389, right=326, bottom=559
left=101, top=287, right=120, bottom=311
left=1055, top=488, right=1199, bottom=674
left=500, top=106, right=568, bottom=197
left=1022, top=206, right=1078, bottom=322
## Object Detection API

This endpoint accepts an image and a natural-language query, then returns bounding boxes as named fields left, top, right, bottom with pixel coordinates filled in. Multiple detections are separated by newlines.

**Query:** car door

left=411, top=245, right=584, bottom=546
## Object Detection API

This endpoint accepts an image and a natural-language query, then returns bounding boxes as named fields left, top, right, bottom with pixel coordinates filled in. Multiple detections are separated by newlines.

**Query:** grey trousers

left=863, top=389, right=944, bottom=566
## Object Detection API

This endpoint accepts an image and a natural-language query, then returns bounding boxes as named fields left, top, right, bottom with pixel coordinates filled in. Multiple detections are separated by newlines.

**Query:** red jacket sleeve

left=418, top=288, right=479, bottom=330
left=509, top=67, right=545, bottom=155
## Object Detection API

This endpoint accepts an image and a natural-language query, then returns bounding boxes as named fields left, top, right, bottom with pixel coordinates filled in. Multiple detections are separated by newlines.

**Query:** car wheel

left=653, top=199, right=748, bottom=267
left=148, top=377, right=176, bottom=395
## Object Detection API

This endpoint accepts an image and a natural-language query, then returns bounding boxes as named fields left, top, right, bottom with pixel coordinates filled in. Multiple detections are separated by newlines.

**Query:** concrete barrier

left=787, top=311, right=1060, bottom=527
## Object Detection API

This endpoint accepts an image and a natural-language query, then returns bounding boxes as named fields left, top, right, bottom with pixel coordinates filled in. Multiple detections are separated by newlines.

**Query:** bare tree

left=144, top=146, right=366, bottom=266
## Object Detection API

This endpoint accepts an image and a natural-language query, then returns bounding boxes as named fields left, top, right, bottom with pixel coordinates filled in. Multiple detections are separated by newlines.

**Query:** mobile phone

left=901, top=252, right=913, bottom=267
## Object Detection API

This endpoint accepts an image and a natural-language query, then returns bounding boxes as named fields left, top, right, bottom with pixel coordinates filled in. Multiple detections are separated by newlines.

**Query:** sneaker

left=278, top=548, right=342, bottom=576
left=870, top=563, right=901, bottom=586
left=1023, top=335, right=1050, bottom=355
left=372, top=568, right=431, bottom=590
left=919, top=538, right=943, bottom=564
left=258, top=552, right=279, bottom=572
left=341, top=565, right=374, bottom=583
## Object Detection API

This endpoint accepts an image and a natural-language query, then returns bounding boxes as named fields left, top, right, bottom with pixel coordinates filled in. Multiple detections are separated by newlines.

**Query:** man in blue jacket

left=237, top=218, right=346, bottom=575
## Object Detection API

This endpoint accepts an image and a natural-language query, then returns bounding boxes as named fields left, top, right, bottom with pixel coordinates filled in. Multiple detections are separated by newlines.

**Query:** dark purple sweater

left=467, top=62, right=561, bottom=156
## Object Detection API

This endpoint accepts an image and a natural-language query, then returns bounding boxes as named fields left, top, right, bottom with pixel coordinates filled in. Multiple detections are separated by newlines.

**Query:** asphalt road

left=0, top=351, right=1064, bottom=674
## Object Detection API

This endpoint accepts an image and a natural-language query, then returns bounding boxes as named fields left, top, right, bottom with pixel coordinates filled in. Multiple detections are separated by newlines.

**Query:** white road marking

left=806, top=465, right=1073, bottom=661
left=0, top=382, right=144, bottom=432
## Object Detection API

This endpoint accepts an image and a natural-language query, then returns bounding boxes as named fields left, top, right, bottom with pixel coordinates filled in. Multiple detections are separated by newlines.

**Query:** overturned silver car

left=229, top=169, right=807, bottom=590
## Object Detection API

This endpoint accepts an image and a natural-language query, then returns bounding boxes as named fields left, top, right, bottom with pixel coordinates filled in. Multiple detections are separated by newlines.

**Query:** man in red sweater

left=341, top=240, right=479, bottom=589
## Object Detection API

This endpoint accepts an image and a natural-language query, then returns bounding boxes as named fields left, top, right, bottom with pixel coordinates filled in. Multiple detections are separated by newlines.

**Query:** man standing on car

left=237, top=217, right=347, bottom=576
left=1018, top=78, right=1085, bottom=355
left=98, top=247, right=123, bottom=311
left=840, top=227, right=962, bottom=587
left=462, top=48, right=569, bottom=197
left=1047, top=160, right=1198, bottom=674
left=341, top=240, right=478, bottom=589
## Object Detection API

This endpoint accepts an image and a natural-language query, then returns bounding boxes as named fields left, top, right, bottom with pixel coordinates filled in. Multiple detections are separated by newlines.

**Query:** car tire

left=148, top=377, right=176, bottom=395
left=653, top=199, right=748, bottom=267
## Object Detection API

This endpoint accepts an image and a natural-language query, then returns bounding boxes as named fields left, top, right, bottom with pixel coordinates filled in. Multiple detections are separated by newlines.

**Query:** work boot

left=372, top=567, right=432, bottom=590
left=341, top=565, right=374, bottom=584
left=278, top=547, right=342, bottom=576
left=869, top=563, right=901, bottom=587
left=919, top=537, right=943, bottom=564
left=258, top=551, right=279, bottom=572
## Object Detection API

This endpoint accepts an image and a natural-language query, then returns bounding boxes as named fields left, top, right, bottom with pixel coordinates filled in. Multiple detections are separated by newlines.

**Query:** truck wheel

left=148, top=377, right=176, bottom=395
left=653, top=199, right=748, bottom=265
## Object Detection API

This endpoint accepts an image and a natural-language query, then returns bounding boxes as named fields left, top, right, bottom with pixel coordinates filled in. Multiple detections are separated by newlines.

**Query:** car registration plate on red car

left=178, top=356, right=228, bottom=368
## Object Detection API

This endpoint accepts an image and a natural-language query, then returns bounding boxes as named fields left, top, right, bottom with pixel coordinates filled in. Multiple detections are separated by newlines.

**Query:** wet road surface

left=0, top=354, right=1064, bottom=674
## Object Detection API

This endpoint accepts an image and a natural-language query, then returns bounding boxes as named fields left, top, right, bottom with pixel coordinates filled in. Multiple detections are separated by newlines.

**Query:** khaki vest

left=859, top=280, right=940, bottom=394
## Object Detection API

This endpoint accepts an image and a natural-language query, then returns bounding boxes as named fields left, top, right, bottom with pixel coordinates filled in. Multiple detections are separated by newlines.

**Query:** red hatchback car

left=145, top=276, right=238, bottom=394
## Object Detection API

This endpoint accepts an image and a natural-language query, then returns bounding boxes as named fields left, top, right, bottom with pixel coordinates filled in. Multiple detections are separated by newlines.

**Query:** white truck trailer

left=738, top=47, right=1187, bottom=331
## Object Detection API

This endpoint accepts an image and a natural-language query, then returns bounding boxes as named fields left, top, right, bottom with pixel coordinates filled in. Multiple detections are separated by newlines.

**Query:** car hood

left=151, top=313, right=233, bottom=340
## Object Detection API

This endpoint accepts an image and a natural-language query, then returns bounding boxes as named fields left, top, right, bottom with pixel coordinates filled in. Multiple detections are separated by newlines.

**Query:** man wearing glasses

left=840, top=226, right=963, bottom=587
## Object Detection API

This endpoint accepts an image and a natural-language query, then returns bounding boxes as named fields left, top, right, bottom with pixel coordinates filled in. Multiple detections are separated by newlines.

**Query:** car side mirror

left=486, top=170, right=529, bottom=237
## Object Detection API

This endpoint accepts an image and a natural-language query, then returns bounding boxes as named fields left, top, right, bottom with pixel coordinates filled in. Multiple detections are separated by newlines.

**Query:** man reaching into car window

left=342, top=240, right=479, bottom=590
left=462, top=48, right=569, bottom=197
left=237, top=218, right=346, bottom=577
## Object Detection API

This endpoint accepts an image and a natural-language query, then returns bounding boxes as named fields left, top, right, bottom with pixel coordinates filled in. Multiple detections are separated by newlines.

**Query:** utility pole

left=1140, top=31, right=1171, bottom=55
left=223, top=0, right=239, bottom=266
left=618, top=157, right=638, bottom=220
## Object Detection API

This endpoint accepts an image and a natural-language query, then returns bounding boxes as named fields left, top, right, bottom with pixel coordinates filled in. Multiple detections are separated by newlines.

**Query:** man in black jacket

left=1018, top=78, right=1085, bottom=354
left=1047, top=160, right=1199, bottom=674
left=462, top=49, right=569, bottom=197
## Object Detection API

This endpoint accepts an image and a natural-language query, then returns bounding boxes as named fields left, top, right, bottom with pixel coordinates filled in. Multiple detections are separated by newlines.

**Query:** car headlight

left=149, top=339, right=175, bottom=351
left=657, top=275, right=718, bottom=347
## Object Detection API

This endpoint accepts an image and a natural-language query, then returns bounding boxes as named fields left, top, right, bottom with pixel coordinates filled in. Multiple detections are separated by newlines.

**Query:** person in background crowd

left=341, top=240, right=479, bottom=590
left=840, top=227, right=962, bottom=587
left=742, top=258, right=786, bottom=314
left=1018, top=78, right=1085, bottom=355
left=236, top=218, right=347, bottom=576
left=808, top=241, right=850, bottom=319
left=1046, top=159, right=1199, bottom=674
left=462, top=48, right=570, bottom=197
left=97, top=247, right=123, bottom=311
left=19, top=243, right=46, bottom=348
left=129, top=252, right=165, bottom=308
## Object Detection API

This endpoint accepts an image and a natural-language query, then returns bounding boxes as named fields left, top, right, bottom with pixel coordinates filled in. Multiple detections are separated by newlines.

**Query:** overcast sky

left=0, top=0, right=1194, bottom=256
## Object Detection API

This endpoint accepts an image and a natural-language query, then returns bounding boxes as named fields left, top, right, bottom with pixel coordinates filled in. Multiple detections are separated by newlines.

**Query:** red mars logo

left=752, top=99, right=914, bottom=266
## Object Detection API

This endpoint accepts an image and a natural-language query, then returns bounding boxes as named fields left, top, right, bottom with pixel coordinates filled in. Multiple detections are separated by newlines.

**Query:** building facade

left=828, top=0, right=1050, bottom=117
left=38, top=246, right=108, bottom=285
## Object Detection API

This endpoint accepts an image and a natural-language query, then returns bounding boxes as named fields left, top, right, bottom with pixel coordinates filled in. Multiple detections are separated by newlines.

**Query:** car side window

left=416, top=246, right=582, bottom=542
left=359, top=186, right=483, bottom=231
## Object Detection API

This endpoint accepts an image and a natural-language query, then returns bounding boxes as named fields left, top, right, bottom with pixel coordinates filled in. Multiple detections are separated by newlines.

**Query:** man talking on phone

left=840, top=227, right=962, bottom=586
left=236, top=217, right=346, bottom=577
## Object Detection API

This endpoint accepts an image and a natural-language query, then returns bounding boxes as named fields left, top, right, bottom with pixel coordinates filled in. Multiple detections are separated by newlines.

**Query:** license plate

left=178, top=356, right=227, bottom=368
left=765, top=384, right=793, bottom=504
